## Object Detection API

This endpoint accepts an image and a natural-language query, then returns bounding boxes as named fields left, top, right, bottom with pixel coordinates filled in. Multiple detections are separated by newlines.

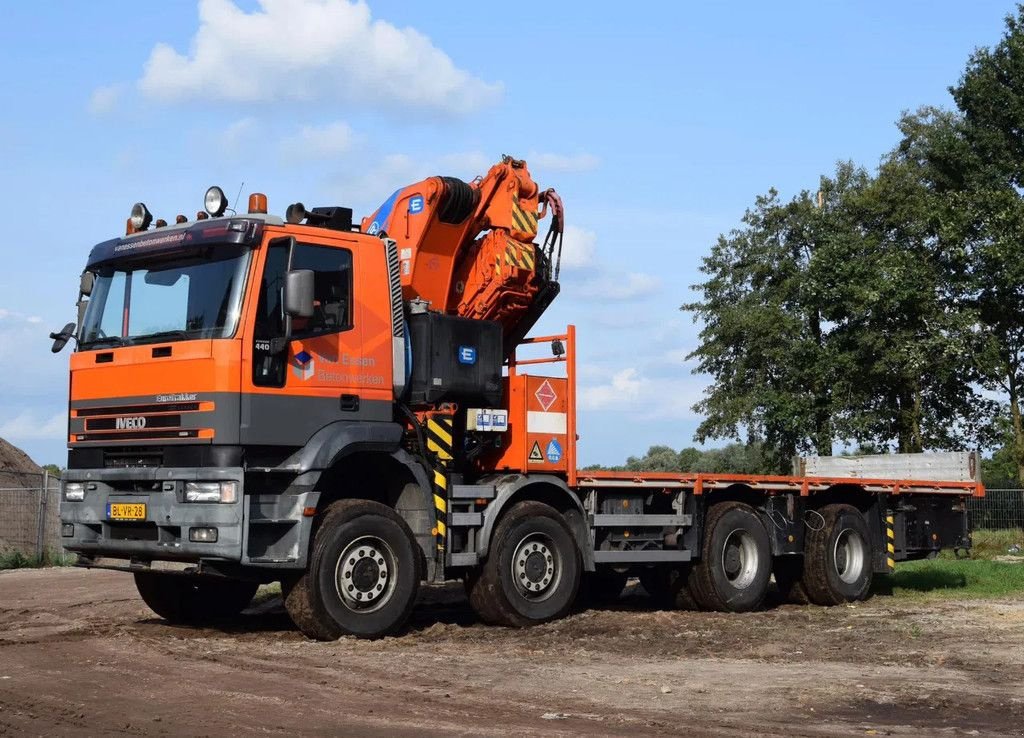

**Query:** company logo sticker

left=115, top=416, right=147, bottom=430
left=292, top=349, right=315, bottom=381
left=408, top=196, right=424, bottom=214
left=534, top=379, right=557, bottom=411
left=458, top=346, right=477, bottom=365
left=546, top=438, right=563, bottom=463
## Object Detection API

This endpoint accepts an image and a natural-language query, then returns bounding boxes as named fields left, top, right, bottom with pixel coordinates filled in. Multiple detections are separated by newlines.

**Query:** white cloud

left=281, top=121, right=356, bottom=160
left=559, top=225, right=597, bottom=270
left=528, top=151, right=600, bottom=173
left=579, top=366, right=704, bottom=419
left=0, top=411, right=65, bottom=442
left=576, top=272, right=661, bottom=300
left=139, top=0, right=502, bottom=116
left=580, top=368, right=642, bottom=410
left=88, top=84, right=123, bottom=115
left=219, top=117, right=257, bottom=154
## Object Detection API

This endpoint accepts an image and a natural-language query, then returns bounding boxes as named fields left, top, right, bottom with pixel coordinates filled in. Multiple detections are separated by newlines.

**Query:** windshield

left=80, top=246, right=251, bottom=348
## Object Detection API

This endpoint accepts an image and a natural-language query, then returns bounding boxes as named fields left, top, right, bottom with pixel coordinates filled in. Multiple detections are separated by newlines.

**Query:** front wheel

left=687, top=502, right=771, bottom=612
left=284, top=500, right=422, bottom=640
left=134, top=572, right=258, bottom=625
left=467, top=501, right=581, bottom=627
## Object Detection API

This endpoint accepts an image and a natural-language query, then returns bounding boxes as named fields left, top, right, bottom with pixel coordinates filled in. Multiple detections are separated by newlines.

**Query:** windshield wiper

left=125, top=330, right=195, bottom=346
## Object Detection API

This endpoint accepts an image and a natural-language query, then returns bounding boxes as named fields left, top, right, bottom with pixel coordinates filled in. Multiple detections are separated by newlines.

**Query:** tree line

left=681, top=7, right=1024, bottom=483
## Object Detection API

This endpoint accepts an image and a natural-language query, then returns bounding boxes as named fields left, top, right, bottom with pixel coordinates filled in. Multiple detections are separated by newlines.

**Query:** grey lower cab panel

left=593, top=550, right=692, bottom=564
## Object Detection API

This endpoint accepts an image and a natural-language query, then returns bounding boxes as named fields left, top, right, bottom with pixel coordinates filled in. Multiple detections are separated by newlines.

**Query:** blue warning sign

left=546, top=438, right=563, bottom=463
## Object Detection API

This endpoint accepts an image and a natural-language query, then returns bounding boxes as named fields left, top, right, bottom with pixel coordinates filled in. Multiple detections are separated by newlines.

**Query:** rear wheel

left=134, top=573, right=257, bottom=625
left=284, top=500, right=421, bottom=640
left=467, top=501, right=581, bottom=627
left=688, top=502, right=771, bottom=612
left=801, top=504, right=873, bottom=605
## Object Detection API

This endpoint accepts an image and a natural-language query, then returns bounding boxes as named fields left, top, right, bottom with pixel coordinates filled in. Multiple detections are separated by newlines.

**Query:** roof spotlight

left=130, top=202, right=153, bottom=231
left=204, top=186, right=228, bottom=217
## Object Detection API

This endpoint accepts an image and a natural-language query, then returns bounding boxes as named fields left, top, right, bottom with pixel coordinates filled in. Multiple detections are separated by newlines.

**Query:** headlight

left=64, top=482, right=85, bottom=501
left=184, top=481, right=238, bottom=503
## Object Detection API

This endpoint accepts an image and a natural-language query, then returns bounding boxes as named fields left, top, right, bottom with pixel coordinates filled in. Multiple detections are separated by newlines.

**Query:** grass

left=871, top=528, right=1024, bottom=601
left=969, top=528, right=1024, bottom=560
left=0, top=548, right=76, bottom=570
left=883, top=557, right=1024, bottom=601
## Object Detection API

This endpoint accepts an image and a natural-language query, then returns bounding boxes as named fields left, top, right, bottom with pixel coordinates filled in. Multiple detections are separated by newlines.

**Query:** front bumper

left=59, top=466, right=244, bottom=563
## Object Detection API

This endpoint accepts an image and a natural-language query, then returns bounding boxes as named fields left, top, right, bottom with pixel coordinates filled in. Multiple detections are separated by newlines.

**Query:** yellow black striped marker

left=427, top=416, right=454, bottom=552
left=511, top=199, right=538, bottom=236
left=885, top=513, right=896, bottom=570
left=504, top=239, right=536, bottom=271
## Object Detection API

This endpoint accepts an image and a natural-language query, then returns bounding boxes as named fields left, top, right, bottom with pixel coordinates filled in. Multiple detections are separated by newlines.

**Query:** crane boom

left=361, top=156, right=563, bottom=353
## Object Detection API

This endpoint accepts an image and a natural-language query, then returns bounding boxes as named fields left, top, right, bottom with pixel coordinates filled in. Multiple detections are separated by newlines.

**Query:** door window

left=252, top=241, right=353, bottom=386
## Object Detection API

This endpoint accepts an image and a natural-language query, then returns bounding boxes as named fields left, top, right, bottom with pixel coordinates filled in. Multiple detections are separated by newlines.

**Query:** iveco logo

left=115, top=416, right=147, bottom=430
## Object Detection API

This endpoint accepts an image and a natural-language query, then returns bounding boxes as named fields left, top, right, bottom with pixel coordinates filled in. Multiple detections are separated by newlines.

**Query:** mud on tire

left=801, top=503, right=873, bottom=605
left=687, top=501, right=771, bottom=612
left=283, top=499, right=422, bottom=640
left=467, top=500, right=581, bottom=627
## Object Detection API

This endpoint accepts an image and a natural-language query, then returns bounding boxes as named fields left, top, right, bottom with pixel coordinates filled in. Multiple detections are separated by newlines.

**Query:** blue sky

left=0, top=0, right=1013, bottom=466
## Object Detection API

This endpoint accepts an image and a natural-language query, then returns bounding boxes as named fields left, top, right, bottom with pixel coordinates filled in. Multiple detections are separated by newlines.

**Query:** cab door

left=241, top=232, right=392, bottom=447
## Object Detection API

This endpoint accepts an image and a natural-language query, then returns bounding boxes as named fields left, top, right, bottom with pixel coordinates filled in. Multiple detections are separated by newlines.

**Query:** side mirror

left=79, top=271, right=95, bottom=297
left=49, top=322, right=77, bottom=353
left=284, top=269, right=315, bottom=318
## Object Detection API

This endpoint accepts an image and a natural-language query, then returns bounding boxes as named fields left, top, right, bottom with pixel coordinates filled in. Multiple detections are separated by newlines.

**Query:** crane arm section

left=361, top=156, right=563, bottom=351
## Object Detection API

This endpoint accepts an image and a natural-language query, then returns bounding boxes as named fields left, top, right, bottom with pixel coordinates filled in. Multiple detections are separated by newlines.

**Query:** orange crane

left=360, top=155, right=564, bottom=352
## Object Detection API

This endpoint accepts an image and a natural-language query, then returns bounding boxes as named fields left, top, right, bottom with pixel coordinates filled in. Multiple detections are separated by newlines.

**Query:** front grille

left=75, top=429, right=200, bottom=442
left=86, top=415, right=182, bottom=431
left=104, top=449, right=164, bottom=468
left=75, top=402, right=200, bottom=417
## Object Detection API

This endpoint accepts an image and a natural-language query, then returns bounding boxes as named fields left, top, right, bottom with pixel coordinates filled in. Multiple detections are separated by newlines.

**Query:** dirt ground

left=1, top=568, right=1023, bottom=737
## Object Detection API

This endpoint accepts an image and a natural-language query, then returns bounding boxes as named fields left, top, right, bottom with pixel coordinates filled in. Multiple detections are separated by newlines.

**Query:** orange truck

left=52, top=157, right=981, bottom=638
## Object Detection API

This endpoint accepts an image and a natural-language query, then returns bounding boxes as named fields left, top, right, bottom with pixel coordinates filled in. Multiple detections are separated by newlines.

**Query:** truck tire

left=134, top=572, right=257, bottom=624
left=772, top=556, right=810, bottom=604
left=283, top=499, right=421, bottom=640
left=467, top=500, right=581, bottom=627
left=801, top=504, right=873, bottom=605
left=687, top=502, right=771, bottom=612
left=640, top=566, right=698, bottom=610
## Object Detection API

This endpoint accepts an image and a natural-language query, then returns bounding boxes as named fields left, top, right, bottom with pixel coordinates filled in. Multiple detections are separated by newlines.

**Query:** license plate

left=108, top=502, right=146, bottom=520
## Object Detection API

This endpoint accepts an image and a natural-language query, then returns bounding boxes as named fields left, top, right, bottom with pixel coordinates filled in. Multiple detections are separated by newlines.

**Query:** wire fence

left=970, top=488, right=1024, bottom=531
left=0, top=470, right=63, bottom=561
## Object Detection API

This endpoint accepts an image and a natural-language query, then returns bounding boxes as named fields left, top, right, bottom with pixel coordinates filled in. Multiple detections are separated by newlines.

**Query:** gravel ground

left=1, top=567, right=1022, bottom=736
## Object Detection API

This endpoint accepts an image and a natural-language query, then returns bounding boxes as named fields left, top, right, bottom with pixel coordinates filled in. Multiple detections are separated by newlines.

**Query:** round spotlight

left=204, top=186, right=228, bottom=217
left=130, top=202, right=153, bottom=231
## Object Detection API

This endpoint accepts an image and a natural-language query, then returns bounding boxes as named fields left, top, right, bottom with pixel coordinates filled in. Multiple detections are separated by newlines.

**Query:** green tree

left=935, top=5, right=1024, bottom=480
left=624, top=445, right=681, bottom=472
left=822, top=132, right=993, bottom=452
left=683, top=174, right=853, bottom=466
